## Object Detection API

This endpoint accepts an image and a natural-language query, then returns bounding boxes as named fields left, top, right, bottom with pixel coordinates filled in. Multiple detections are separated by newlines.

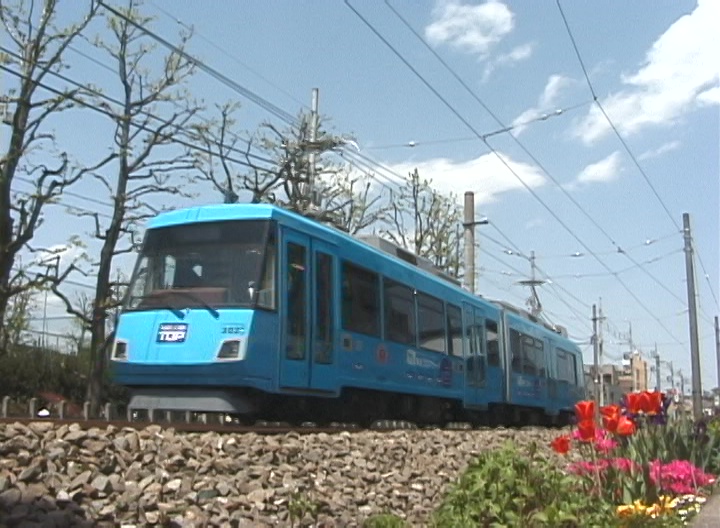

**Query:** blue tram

left=111, top=204, right=585, bottom=426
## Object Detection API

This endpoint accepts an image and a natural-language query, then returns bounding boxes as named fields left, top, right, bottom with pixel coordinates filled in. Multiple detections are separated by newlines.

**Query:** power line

left=555, top=0, right=719, bottom=312
left=96, top=1, right=298, bottom=127
left=1, top=45, right=278, bottom=169
left=147, top=0, right=308, bottom=111
left=365, top=99, right=593, bottom=151
left=350, top=1, right=686, bottom=345
left=0, top=65, right=278, bottom=174
left=383, top=0, right=697, bottom=324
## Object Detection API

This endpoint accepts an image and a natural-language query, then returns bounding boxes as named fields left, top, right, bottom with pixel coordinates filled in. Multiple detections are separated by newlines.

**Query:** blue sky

left=9, top=0, right=718, bottom=393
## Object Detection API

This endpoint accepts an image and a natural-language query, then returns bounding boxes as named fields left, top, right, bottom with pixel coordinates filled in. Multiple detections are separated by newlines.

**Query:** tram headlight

left=216, top=338, right=246, bottom=360
left=112, top=340, right=128, bottom=360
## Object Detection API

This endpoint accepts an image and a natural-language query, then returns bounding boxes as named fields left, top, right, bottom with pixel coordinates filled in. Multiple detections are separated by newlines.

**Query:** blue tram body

left=111, top=204, right=585, bottom=425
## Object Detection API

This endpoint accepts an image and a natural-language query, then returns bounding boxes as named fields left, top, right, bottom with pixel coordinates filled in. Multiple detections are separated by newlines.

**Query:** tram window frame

left=417, top=292, right=446, bottom=353
left=510, top=329, right=522, bottom=373
left=486, top=320, right=500, bottom=367
left=314, top=251, right=334, bottom=364
left=383, top=279, right=416, bottom=345
left=446, top=304, right=463, bottom=356
left=556, top=348, right=578, bottom=384
left=341, top=261, right=381, bottom=337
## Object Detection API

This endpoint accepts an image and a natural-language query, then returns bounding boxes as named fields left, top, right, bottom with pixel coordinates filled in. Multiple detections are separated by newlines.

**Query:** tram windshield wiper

left=129, top=295, right=185, bottom=319
left=169, top=289, right=220, bottom=319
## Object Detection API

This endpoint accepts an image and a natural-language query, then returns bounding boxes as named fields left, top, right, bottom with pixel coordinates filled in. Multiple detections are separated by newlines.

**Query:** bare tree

left=190, top=106, right=389, bottom=234
left=381, top=168, right=463, bottom=276
left=0, top=0, right=114, bottom=345
left=0, top=279, right=38, bottom=352
left=52, top=0, right=199, bottom=412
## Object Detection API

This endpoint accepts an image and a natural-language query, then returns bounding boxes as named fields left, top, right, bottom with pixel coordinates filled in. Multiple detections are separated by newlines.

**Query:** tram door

left=462, top=304, right=487, bottom=407
left=279, top=228, right=336, bottom=391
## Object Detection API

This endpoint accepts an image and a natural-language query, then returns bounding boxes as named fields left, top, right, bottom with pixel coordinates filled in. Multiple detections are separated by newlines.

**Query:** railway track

left=0, top=415, right=483, bottom=434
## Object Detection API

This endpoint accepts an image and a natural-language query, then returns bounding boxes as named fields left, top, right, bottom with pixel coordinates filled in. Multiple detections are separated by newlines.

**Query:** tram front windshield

left=125, top=220, right=276, bottom=311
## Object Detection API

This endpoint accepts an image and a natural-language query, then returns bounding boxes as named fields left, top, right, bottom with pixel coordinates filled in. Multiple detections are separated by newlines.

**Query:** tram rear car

left=111, top=203, right=585, bottom=425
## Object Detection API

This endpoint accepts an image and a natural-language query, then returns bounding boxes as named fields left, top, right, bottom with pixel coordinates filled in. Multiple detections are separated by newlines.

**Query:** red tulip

left=577, top=419, right=596, bottom=442
left=575, top=400, right=595, bottom=421
left=603, top=414, right=620, bottom=434
left=644, top=391, right=663, bottom=415
left=600, top=404, right=621, bottom=418
left=616, top=416, right=636, bottom=436
left=551, top=435, right=571, bottom=455
left=625, top=393, right=643, bottom=415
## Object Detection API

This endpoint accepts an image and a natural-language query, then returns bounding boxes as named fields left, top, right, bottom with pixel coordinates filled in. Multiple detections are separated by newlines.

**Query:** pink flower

left=649, top=460, right=716, bottom=495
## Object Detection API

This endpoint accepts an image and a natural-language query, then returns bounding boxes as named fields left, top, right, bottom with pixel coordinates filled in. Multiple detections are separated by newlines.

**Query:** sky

left=4, top=0, right=719, bottom=394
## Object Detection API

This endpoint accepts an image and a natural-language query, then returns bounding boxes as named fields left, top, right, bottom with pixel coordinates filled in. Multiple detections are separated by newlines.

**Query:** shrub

left=431, top=441, right=619, bottom=527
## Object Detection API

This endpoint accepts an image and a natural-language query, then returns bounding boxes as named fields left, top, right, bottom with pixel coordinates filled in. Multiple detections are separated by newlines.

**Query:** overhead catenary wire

left=365, top=99, right=593, bottom=151
left=1, top=45, right=279, bottom=169
left=382, top=0, right=704, bottom=323
left=147, top=0, right=308, bottom=111
left=0, top=65, right=279, bottom=174
left=348, top=0, right=687, bottom=345
left=96, top=1, right=298, bottom=128
left=555, top=0, right=719, bottom=312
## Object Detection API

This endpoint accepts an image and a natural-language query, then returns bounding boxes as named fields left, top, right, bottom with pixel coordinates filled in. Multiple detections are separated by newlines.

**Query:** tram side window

left=383, top=279, right=415, bottom=345
left=510, top=329, right=544, bottom=375
left=417, top=293, right=446, bottom=353
left=556, top=349, right=578, bottom=384
left=535, top=340, right=546, bottom=377
left=315, top=252, right=333, bottom=364
left=286, top=243, right=307, bottom=360
left=341, top=262, right=380, bottom=337
left=510, top=329, right=522, bottom=373
left=446, top=304, right=463, bottom=356
left=486, top=320, right=500, bottom=366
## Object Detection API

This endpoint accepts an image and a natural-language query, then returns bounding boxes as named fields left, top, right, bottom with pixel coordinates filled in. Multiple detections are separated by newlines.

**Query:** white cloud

left=638, top=140, right=681, bottom=161
left=382, top=151, right=546, bottom=205
left=511, top=74, right=574, bottom=135
left=32, top=242, right=87, bottom=271
left=425, top=0, right=515, bottom=57
left=697, top=86, right=720, bottom=105
left=573, top=0, right=720, bottom=144
left=572, top=151, right=623, bottom=187
left=482, top=42, right=535, bottom=81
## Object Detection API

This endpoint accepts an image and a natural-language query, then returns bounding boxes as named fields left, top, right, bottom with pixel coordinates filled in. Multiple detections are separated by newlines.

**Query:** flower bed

left=549, top=392, right=718, bottom=526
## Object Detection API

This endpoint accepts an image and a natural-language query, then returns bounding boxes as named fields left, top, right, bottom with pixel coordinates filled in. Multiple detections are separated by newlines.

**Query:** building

left=584, top=364, right=625, bottom=405
left=617, top=352, right=649, bottom=394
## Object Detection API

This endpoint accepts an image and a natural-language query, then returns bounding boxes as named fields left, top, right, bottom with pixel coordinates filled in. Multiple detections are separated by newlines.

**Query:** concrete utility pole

left=715, top=316, right=720, bottom=390
left=517, top=251, right=545, bottom=317
left=655, top=344, right=661, bottom=392
left=683, top=213, right=703, bottom=419
left=462, top=192, right=488, bottom=295
left=308, top=88, right=320, bottom=207
left=598, top=300, right=605, bottom=406
left=592, top=304, right=600, bottom=404
left=463, top=192, right=475, bottom=294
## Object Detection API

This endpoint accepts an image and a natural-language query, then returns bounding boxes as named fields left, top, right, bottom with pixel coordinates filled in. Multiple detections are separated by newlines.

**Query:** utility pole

left=683, top=213, right=703, bottom=419
left=654, top=344, right=661, bottom=392
left=667, top=360, right=675, bottom=394
left=461, top=192, right=488, bottom=295
left=598, top=300, right=605, bottom=406
left=517, top=250, right=545, bottom=317
left=715, top=316, right=719, bottom=391
left=463, top=192, right=475, bottom=294
left=308, top=88, right=320, bottom=208
left=592, top=304, right=600, bottom=404
left=627, top=321, right=637, bottom=392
